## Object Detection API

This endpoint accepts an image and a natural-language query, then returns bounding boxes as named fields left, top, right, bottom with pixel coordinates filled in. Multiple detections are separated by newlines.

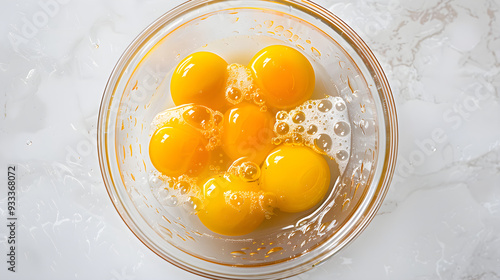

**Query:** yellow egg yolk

left=249, top=45, right=315, bottom=109
left=260, top=146, right=331, bottom=213
left=221, top=103, right=275, bottom=164
left=149, top=124, right=210, bottom=177
left=171, top=51, right=228, bottom=110
left=197, top=174, right=265, bottom=236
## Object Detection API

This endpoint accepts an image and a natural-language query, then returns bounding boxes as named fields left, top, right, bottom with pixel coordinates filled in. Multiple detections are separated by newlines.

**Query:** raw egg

left=260, top=146, right=331, bottom=213
left=149, top=124, right=210, bottom=177
left=171, top=51, right=228, bottom=110
left=249, top=45, right=315, bottom=109
left=197, top=174, right=265, bottom=236
left=149, top=44, right=350, bottom=236
left=221, top=103, right=275, bottom=164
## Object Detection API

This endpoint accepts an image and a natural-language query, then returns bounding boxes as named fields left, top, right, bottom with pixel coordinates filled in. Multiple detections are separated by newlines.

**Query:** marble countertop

left=1, top=0, right=499, bottom=279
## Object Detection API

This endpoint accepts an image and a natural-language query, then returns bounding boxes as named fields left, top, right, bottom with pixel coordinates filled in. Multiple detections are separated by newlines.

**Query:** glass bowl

left=97, top=0, right=398, bottom=279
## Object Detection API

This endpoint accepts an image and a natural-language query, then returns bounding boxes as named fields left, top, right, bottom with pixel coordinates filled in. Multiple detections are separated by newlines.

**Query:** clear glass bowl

left=97, top=0, right=398, bottom=279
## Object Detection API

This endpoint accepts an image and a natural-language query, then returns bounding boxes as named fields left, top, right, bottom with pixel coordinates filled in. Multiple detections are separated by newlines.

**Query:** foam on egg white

left=272, top=96, right=351, bottom=174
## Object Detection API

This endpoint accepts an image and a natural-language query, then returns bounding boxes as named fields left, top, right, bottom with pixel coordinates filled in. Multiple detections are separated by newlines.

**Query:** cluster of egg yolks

left=250, top=45, right=315, bottom=109
left=197, top=174, right=265, bottom=236
left=149, top=124, right=210, bottom=177
left=221, top=103, right=275, bottom=164
left=153, top=47, right=331, bottom=235
left=170, top=52, right=228, bottom=110
left=260, top=146, right=330, bottom=213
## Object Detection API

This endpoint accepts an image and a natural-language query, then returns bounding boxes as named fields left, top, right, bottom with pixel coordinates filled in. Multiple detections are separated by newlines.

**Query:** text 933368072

left=6, top=165, right=17, bottom=273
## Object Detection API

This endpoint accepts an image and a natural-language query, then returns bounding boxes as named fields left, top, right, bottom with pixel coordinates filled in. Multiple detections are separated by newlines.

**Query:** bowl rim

left=97, top=0, right=398, bottom=279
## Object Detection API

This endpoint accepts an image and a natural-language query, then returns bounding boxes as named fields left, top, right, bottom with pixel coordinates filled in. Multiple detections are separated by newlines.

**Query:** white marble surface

left=1, top=0, right=499, bottom=279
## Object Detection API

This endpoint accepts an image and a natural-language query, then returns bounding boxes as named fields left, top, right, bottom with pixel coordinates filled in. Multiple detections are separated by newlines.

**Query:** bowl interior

left=99, top=1, right=395, bottom=279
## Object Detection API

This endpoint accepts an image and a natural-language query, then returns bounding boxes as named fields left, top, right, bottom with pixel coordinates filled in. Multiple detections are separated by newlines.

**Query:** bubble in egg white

left=334, top=121, right=350, bottom=136
left=158, top=186, right=170, bottom=197
left=276, top=111, right=288, bottom=120
left=149, top=175, right=163, bottom=188
left=224, top=63, right=265, bottom=107
left=318, top=100, right=332, bottom=112
left=315, top=134, right=332, bottom=153
left=276, top=122, right=289, bottom=135
left=307, top=124, right=318, bottom=135
left=164, top=195, right=179, bottom=207
left=336, top=150, right=349, bottom=161
left=150, top=173, right=202, bottom=212
left=226, top=86, right=242, bottom=103
left=335, top=102, right=346, bottom=111
left=183, top=196, right=201, bottom=214
left=175, top=181, right=191, bottom=195
left=273, top=95, right=351, bottom=174
left=228, top=157, right=262, bottom=183
left=292, top=112, right=306, bottom=124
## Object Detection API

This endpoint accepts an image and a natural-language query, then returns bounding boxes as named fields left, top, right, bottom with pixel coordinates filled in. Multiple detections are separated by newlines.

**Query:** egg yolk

left=171, top=51, right=228, bottom=110
left=260, top=146, right=331, bottom=213
left=197, top=174, right=265, bottom=236
left=249, top=45, right=315, bottom=109
left=149, top=124, right=210, bottom=177
left=221, top=103, right=275, bottom=164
